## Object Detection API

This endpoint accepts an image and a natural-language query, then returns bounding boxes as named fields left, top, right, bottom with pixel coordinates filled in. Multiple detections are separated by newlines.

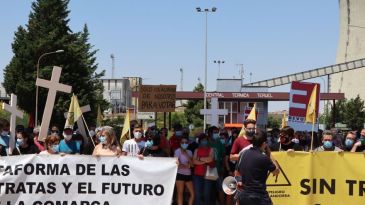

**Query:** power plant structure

left=330, top=0, right=365, bottom=99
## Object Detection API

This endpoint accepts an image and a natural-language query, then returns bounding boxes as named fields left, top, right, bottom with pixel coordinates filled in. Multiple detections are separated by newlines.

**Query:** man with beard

left=230, top=119, right=256, bottom=161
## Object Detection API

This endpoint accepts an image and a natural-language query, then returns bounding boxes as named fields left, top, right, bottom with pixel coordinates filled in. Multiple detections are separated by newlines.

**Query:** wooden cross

left=3, top=94, right=23, bottom=154
left=36, top=66, right=72, bottom=141
left=200, top=97, right=228, bottom=127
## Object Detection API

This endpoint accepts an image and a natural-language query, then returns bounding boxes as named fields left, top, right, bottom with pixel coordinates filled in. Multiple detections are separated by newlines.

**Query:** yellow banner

left=268, top=152, right=365, bottom=205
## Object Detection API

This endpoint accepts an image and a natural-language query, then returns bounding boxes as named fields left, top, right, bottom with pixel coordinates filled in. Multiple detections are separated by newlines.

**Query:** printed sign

left=288, top=81, right=320, bottom=132
left=268, top=152, right=365, bottom=205
left=0, top=155, right=177, bottom=205
left=138, top=85, right=176, bottom=112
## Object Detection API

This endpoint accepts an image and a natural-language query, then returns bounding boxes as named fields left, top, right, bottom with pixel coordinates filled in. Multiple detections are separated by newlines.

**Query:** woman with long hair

left=92, top=126, right=121, bottom=156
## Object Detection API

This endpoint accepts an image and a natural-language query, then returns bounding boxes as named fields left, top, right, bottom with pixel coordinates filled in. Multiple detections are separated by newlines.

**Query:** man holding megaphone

left=224, top=129, right=280, bottom=205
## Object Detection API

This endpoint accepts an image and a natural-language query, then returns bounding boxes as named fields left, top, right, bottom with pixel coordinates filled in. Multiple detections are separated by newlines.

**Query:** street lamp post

left=214, top=60, right=225, bottom=78
left=35, top=49, right=64, bottom=127
left=196, top=7, right=216, bottom=131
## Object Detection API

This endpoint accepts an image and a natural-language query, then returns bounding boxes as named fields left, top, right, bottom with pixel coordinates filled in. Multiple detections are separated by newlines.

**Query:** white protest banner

left=0, top=155, right=177, bottom=205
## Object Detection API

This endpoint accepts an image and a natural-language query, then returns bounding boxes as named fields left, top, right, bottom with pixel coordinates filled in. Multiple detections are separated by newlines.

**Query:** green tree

left=267, top=115, right=281, bottom=129
left=171, top=112, right=188, bottom=127
left=184, top=83, right=204, bottom=128
left=3, top=0, right=107, bottom=128
left=343, top=95, right=365, bottom=130
left=322, top=96, right=365, bottom=130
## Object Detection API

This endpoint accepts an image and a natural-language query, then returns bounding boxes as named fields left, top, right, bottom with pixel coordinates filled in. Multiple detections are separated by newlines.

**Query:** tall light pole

left=35, top=49, right=64, bottom=127
left=196, top=7, right=216, bottom=131
left=214, top=60, right=225, bottom=78
left=179, top=68, right=183, bottom=91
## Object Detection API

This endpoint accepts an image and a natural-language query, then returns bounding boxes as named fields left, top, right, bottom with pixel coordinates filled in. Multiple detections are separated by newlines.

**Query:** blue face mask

left=17, top=139, right=24, bottom=146
left=145, top=140, right=153, bottom=148
left=99, top=136, right=106, bottom=144
left=323, top=141, right=333, bottom=149
left=51, top=145, right=59, bottom=153
left=213, top=133, right=220, bottom=140
left=181, top=143, right=188, bottom=149
left=200, top=140, right=208, bottom=147
left=345, top=139, right=354, bottom=148
left=220, top=139, right=226, bottom=144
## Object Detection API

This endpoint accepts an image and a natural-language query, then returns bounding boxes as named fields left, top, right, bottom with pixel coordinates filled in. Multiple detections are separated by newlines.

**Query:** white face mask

left=63, top=133, right=72, bottom=141
left=133, top=132, right=142, bottom=139
left=1, top=131, right=9, bottom=136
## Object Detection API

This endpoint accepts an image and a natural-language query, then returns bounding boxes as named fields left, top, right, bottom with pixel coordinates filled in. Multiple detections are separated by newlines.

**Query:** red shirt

left=194, top=147, right=211, bottom=176
left=160, top=135, right=169, bottom=149
left=169, top=135, right=181, bottom=153
left=230, top=137, right=251, bottom=155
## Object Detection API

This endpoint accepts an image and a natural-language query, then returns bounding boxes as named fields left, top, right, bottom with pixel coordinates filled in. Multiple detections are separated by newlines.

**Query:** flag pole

left=310, top=109, right=315, bottom=151
left=81, top=114, right=95, bottom=147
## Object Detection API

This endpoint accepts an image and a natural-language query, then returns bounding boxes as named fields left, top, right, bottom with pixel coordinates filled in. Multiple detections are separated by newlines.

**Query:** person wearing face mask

left=50, top=126, right=60, bottom=136
left=12, top=131, right=40, bottom=155
left=343, top=131, right=356, bottom=151
left=122, top=126, right=145, bottom=157
left=314, top=130, right=342, bottom=152
left=142, top=133, right=168, bottom=157
left=39, top=135, right=61, bottom=155
left=207, top=126, right=225, bottom=205
left=92, top=126, right=121, bottom=156
left=169, top=124, right=183, bottom=156
left=193, top=134, right=214, bottom=205
left=58, top=126, right=81, bottom=154
left=0, top=119, right=10, bottom=156
left=279, top=126, right=296, bottom=152
left=230, top=119, right=257, bottom=161
left=351, top=129, right=365, bottom=153
left=174, top=136, right=194, bottom=205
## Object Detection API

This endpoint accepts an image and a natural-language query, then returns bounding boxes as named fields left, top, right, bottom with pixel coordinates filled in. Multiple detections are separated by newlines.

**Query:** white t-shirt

left=39, top=150, right=51, bottom=155
left=123, top=139, right=144, bottom=156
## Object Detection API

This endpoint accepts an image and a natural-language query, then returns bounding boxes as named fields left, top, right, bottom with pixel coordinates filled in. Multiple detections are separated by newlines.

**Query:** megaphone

left=222, top=176, right=238, bottom=195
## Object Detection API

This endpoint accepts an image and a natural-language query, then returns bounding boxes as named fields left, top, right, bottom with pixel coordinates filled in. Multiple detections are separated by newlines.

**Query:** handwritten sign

left=138, top=85, right=176, bottom=112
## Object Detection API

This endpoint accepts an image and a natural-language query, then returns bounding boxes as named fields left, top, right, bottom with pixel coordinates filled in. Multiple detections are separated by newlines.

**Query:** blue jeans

left=193, top=175, right=215, bottom=205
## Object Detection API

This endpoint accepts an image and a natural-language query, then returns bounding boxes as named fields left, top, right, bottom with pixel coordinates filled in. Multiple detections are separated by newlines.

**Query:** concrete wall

left=330, top=0, right=365, bottom=99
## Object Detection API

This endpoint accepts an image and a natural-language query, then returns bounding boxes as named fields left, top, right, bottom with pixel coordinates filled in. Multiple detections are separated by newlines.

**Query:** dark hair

left=231, top=127, right=239, bottom=135
left=252, top=129, right=267, bottom=147
left=173, top=124, right=182, bottom=131
left=243, top=119, right=256, bottom=127
left=181, top=136, right=189, bottom=142
left=197, top=133, right=208, bottom=143
left=322, top=130, right=333, bottom=138
left=280, top=126, right=294, bottom=138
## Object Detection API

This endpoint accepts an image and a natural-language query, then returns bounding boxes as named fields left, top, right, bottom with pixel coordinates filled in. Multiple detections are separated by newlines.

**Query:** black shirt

left=12, top=144, right=40, bottom=155
left=237, top=147, right=276, bottom=194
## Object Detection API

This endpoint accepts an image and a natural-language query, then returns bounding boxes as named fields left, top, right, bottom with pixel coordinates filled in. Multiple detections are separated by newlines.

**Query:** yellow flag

left=305, top=85, right=318, bottom=124
left=238, top=104, right=257, bottom=137
left=247, top=103, right=257, bottom=121
left=120, top=110, right=131, bottom=145
left=238, top=125, right=246, bottom=137
left=96, top=105, right=103, bottom=127
left=281, top=111, right=287, bottom=128
left=65, top=94, right=83, bottom=128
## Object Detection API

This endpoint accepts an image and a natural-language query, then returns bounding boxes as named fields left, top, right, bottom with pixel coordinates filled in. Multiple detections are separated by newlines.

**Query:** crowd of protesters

left=1, top=117, right=365, bottom=205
